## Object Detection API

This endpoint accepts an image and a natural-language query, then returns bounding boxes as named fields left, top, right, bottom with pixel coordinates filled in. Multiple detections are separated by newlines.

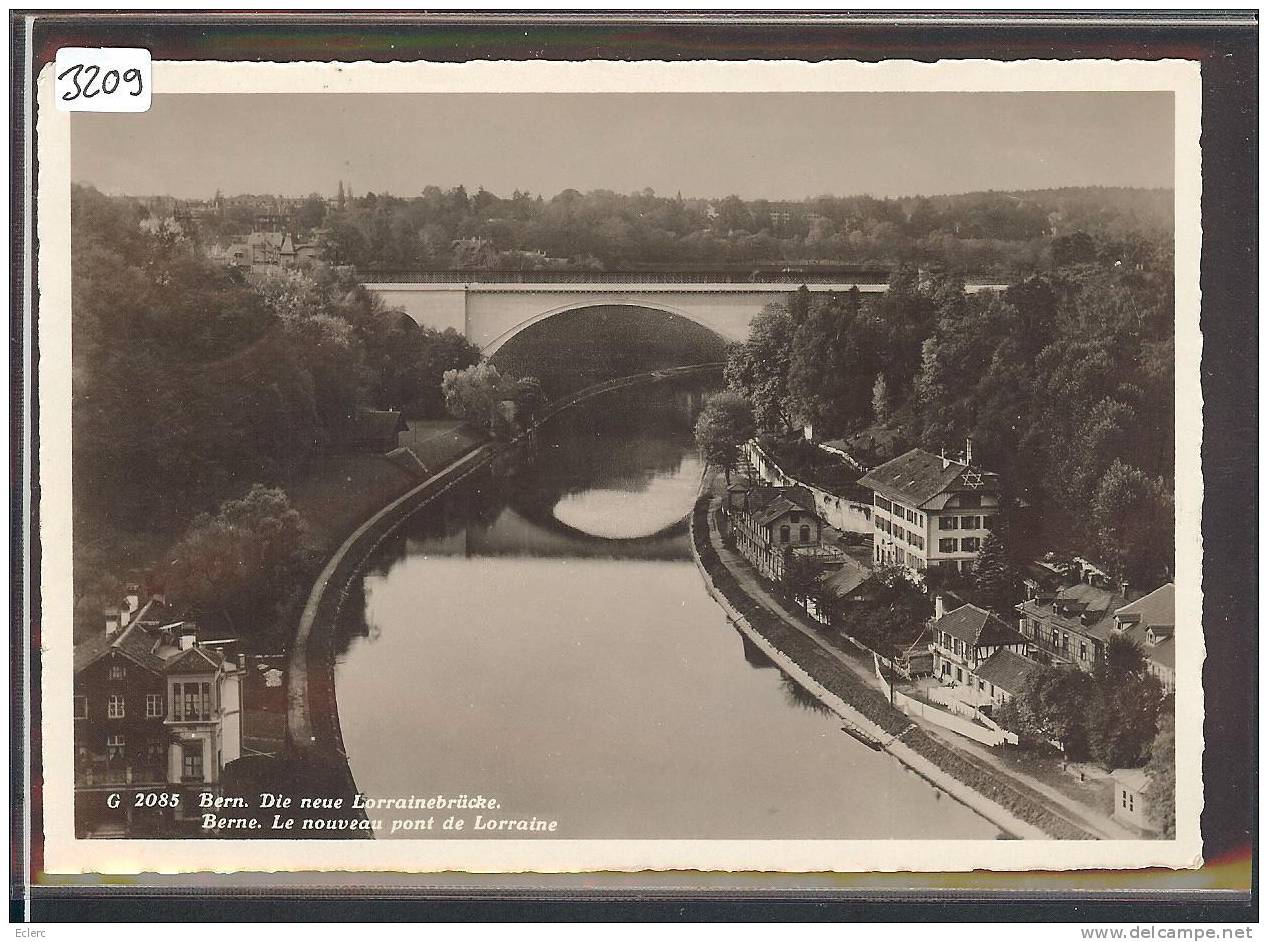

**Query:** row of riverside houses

left=721, top=481, right=881, bottom=625
left=849, top=440, right=1176, bottom=692
left=732, top=431, right=1175, bottom=832
left=72, top=587, right=248, bottom=838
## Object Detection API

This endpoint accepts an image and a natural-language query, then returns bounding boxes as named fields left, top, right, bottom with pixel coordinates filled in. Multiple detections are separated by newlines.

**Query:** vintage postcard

left=35, top=56, right=1203, bottom=876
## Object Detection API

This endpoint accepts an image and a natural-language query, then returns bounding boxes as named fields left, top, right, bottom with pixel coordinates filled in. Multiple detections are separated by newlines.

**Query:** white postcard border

left=36, top=56, right=1204, bottom=875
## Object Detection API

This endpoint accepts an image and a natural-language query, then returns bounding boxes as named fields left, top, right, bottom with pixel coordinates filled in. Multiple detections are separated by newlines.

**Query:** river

left=333, top=379, right=998, bottom=840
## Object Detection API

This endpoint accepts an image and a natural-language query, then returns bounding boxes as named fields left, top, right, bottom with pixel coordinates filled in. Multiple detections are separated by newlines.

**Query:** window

left=106, top=734, right=125, bottom=761
left=906, top=508, right=916, bottom=523
left=961, top=537, right=981, bottom=553
left=145, top=741, right=166, bottom=765
left=961, top=515, right=982, bottom=530
left=912, top=534, right=925, bottom=551
left=181, top=743, right=204, bottom=782
left=874, top=496, right=892, bottom=512
left=939, top=538, right=958, bottom=553
left=779, top=525, right=790, bottom=543
left=798, top=525, right=810, bottom=543
left=146, top=693, right=164, bottom=718
left=109, top=663, right=126, bottom=681
left=74, top=696, right=88, bottom=719
left=107, top=694, right=125, bottom=719
left=939, top=516, right=958, bottom=530
left=173, top=682, right=212, bottom=721
left=1079, top=642, right=1088, bottom=661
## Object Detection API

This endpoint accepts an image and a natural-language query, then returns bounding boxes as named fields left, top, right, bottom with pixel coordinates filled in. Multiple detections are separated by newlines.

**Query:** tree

left=693, top=391, right=756, bottom=484
left=1091, top=459, right=1174, bottom=586
left=780, top=550, right=827, bottom=609
left=871, top=374, right=891, bottom=425
left=787, top=288, right=875, bottom=437
left=1014, top=665, right=1097, bottom=759
left=1086, top=670, right=1165, bottom=770
left=972, top=529, right=1023, bottom=616
left=164, top=484, right=316, bottom=644
left=441, top=362, right=510, bottom=430
left=724, top=303, right=796, bottom=433
left=1142, top=708, right=1176, bottom=838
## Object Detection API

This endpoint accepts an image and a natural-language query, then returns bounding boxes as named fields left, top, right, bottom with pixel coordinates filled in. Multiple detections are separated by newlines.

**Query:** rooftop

left=974, top=648, right=1040, bottom=697
left=858, top=448, right=997, bottom=509
left=934, top=602, right=1026, bottom=650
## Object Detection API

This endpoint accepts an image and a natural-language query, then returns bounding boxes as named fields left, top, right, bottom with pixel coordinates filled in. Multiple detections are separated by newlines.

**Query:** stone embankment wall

left=690, top=495, right=1093, bottom=841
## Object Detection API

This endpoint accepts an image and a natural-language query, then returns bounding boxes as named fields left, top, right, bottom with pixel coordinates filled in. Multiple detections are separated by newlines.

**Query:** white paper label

left=54, top=47, right=151, bottom=112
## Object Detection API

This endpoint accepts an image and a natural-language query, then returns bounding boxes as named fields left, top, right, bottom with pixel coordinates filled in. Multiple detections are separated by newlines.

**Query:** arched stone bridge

left=362, top=273, right=1009, bottom=354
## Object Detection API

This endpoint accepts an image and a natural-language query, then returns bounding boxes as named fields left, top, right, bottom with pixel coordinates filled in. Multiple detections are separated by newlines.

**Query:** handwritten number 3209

left=57, top=63, right=144, bottom=101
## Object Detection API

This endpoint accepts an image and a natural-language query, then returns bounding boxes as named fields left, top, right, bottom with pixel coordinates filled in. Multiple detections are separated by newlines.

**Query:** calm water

left=334, top=381, right=997, bottom=839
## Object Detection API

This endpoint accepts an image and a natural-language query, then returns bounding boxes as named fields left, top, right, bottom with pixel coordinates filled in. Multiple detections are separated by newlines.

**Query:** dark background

left=10, top=10, right=1257, bottom=923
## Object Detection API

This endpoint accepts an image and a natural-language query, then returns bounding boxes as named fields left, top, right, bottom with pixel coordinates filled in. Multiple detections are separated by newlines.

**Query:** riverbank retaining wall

left=690, top=495, right=1093, bottom=841
left=288, top=444, right=497, bottom=762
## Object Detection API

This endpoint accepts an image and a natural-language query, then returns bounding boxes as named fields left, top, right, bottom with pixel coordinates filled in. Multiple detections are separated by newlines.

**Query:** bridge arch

left=479, top=297, right=727, bottom=357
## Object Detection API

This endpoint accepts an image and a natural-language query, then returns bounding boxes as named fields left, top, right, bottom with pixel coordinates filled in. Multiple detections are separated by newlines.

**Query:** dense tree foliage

left=725, top=230, right=1175, bottom=584
left=308, top=185, right=1172, bottom=280
left=998, top=635, right=1166, bottom=768
left=163, top=485, right=317, bottom=646
left=441, top=362, right=541, bottom=438
left=71, top=185, right=482, bottom=597
left=694, top=391, right=757, bottom=483
left=723, top=303, right=796, bottom=434
left=1142, top=710, right=1177, bottom=838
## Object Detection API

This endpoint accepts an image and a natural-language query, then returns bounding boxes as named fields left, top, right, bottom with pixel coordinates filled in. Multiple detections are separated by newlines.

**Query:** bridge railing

left=357, top=269, right=892, bottom=286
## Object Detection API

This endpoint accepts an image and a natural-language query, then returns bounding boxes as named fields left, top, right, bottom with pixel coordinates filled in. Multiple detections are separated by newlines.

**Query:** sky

left=72, top=91, right=1175, bottom=202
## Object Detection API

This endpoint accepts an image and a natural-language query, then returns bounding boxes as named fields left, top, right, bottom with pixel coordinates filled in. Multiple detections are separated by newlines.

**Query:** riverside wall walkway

left=691, top=490, right=1101, bottom=841
left=284, top=364, right=725, bottom=782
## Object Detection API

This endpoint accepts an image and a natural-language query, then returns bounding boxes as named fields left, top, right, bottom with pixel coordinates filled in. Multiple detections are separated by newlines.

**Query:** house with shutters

left=857, top=442, right=1001, bottom=575
left=1113, top=583, right=1176, bottom=694
left=73, top=591, right=242, bottom=837
left=1016, top=580, right=1127, bottom=672
left=929, top=599, right=1031, bottom=692
left=724, top=482, right=830, bottom=581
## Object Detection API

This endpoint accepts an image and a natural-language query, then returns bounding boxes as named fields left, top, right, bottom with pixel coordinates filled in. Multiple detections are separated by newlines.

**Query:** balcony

left=75, top=757, right=167, bottom=788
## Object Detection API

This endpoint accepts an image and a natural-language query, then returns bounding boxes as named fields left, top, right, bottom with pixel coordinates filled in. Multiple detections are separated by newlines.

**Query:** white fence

left=874, top=655, right=1018, bottom=748
left=744, top=441, right=872, bottom=534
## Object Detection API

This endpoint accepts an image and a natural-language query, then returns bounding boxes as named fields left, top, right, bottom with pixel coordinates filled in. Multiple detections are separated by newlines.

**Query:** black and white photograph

left=30, top=55, right=1212, bottom=880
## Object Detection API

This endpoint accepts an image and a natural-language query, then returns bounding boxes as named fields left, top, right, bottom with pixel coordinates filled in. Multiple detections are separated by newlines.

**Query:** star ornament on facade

left=962, top=470, right=984, bottom=489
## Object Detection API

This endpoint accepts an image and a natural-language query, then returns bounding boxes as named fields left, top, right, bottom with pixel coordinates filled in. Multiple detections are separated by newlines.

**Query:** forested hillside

left=724, top=245, right=1175, bottom=587
left=71, top=185, right=482, bottom=637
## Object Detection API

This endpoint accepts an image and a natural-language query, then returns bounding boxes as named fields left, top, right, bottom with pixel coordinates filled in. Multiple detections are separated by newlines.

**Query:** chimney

left=940, top=447, right=950, bottom=470
left=124, top=585, right=141, bottom=615
left=104, top=607, right=121, bottom=635
left=964, top=437, right=973, bottom=465
left=179, top=633, right=197, bottom=651
left=934, top=595, right=945, bottom=620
